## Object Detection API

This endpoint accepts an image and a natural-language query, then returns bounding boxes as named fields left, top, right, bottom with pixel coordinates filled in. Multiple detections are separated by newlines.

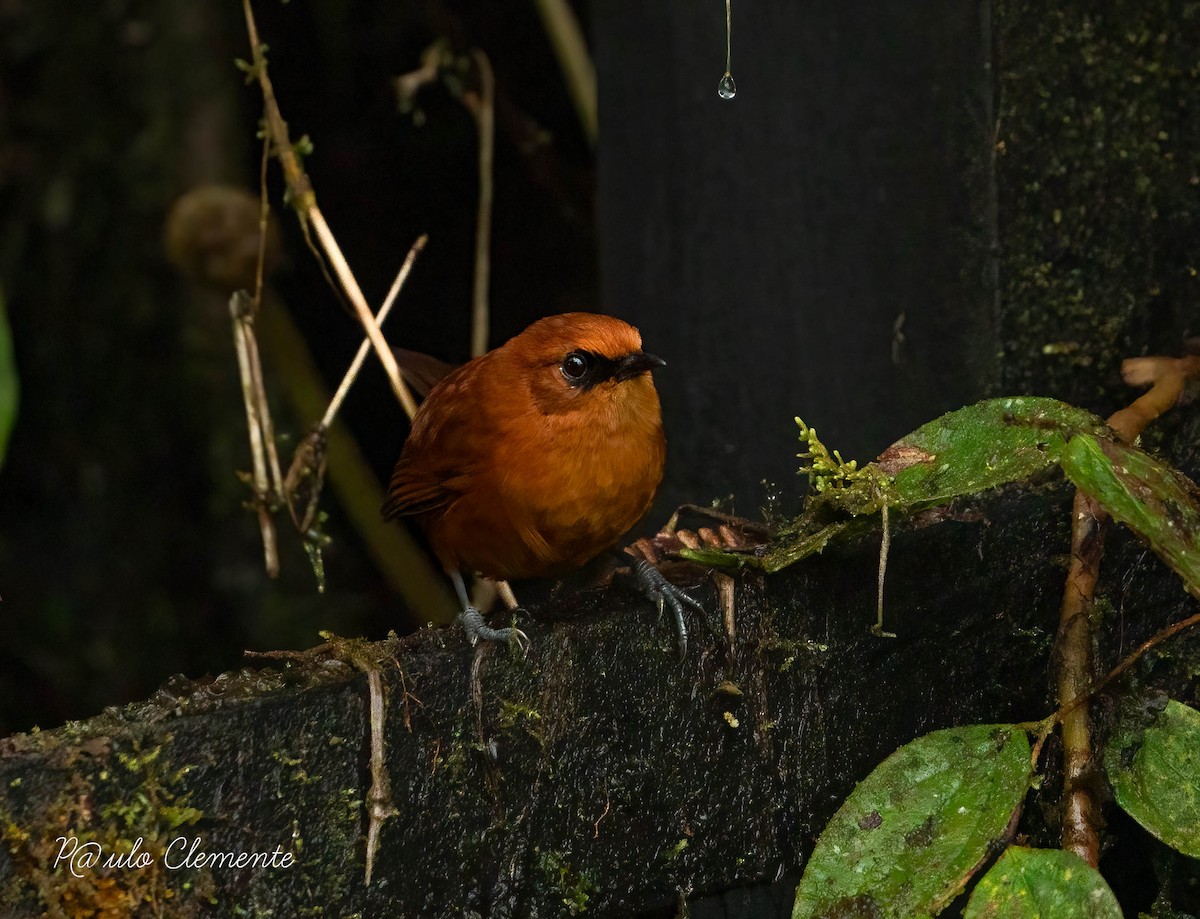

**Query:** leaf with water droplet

left=718, top=73, right=737, bottom=99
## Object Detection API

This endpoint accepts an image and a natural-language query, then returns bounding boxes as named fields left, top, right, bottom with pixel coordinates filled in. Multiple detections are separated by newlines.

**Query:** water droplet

left=718, top=0, right=736, bottom=99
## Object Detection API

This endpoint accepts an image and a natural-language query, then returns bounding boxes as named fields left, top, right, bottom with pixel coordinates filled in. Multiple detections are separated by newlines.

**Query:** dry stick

left=873, top=500, right=896, bottom=638
left=283, top=233, right=424, bottom=529
left=241, top=0, right=418, bottom=422
left=323, top=235, right=428, bottom=429
left=716, top=572, right=736, bottom=645
left=236, top=9, right=425, bottom=885
left=468, top=49, right=495, bottom=359
left=230, top=291, right=280, bottom=578
left=1054, top=353, right=1200, bottom=866
left=309, top=211, right=418, bottom=421
left=256, top=288, right=455, bottom=619
left=242, top=313, right=284, bottom=499
left=246, top=135, right=284, bottom=506
left=364, top=668, right=394, bottom=886
left=459, top=51, right=501, bottom=607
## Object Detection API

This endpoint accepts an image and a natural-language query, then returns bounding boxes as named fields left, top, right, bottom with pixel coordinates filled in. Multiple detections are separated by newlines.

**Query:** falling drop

left=718, top=0, right=736, bottom=100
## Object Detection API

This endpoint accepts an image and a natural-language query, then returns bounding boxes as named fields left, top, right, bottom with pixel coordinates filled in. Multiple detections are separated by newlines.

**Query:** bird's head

left=508, top=313, right=665, bottom=423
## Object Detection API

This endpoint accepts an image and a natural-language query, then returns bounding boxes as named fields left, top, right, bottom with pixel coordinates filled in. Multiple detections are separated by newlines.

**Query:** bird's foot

left=457, top=606, right=530, bottom=654
left=630, top=558, right=705, bottom=657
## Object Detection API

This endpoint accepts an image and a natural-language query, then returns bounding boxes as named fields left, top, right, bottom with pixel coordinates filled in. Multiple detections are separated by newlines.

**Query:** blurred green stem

left=0, top=288, right=18, bottom=466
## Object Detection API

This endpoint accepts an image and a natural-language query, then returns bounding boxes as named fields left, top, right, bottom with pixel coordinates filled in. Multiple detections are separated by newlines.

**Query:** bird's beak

left=614, top=351, right=667, bottom=381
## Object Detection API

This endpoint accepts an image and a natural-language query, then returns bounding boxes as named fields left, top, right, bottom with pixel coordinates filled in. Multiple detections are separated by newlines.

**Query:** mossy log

left=1, top=480, right=1196, bottom=917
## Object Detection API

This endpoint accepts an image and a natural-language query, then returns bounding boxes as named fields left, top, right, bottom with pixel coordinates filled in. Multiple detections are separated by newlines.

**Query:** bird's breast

left=440, top=384, right=665, bottom=580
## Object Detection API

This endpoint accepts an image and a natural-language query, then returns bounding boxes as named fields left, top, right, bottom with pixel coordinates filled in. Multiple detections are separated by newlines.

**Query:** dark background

left=1, top=0, right=1197, bottom=744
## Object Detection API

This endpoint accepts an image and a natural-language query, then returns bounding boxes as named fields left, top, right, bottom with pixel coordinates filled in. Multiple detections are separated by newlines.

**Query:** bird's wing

left=393, top=347, right=458, bottom=400
left=381, top=477, right=443, bottom=519
left=382, top=359, right=488, bottom=520
left=381, top=468, right=466, bottom=519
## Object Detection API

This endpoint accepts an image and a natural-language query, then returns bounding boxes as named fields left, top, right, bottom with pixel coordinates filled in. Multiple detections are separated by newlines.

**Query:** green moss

left=498, top=699, right=546, bottom=747
left=1, top=734, right=212, bottom=917
left=537, top=849, right=598, bottom=915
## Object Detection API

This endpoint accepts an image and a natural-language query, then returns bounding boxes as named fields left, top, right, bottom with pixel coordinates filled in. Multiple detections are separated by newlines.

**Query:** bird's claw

left=631, top=558, right=704, bottom=657
left=458, top=607, right=530, bottom=655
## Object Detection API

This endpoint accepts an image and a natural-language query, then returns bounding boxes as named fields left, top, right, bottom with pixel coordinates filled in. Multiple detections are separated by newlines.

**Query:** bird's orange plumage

left=383, top=313, right=666, bottom=583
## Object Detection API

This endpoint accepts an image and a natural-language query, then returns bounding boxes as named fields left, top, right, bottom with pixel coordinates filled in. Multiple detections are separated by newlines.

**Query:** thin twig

left=394, top=43, right=442, bottom=106
left=716, top=572, right=736, bottom=645
left=873, top=500, right=896, bottom=638
left=323, top=235, right=428, bottom=428
left=593, top=794, right=611, bottom=838
left=307, top=207, right=418, bottom=421
left=364, top=668, right=395, bottom=886
left=230, top=291, right=280, bottom=578
left=252, top=136, right=271, bottom=310
left=242, top=311, right=284, bottom=495
left=241, top=0, right=418, bottom=421
left=279, top=231, right=426, bottom=579
left=1049, top=608, right=1200, bottom=731
left=245, top=141, right=285, bottom=495
left=468, top=49, right=494, bottom=359
left=254, top=291, right=457, bottom=622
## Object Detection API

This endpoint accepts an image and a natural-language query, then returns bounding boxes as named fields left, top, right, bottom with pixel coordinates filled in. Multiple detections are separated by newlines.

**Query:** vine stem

left=1053, top=352, right=1200, bottom=866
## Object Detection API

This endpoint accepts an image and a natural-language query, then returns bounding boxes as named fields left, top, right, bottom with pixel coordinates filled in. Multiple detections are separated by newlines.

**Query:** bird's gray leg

left=450, top=570, right=529, bottom=651
left=622, top=554, right=706, bottom=657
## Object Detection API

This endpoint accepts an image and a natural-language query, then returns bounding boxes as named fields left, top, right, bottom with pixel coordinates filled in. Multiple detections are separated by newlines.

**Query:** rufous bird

left=383, top=312, right=701, bottom=651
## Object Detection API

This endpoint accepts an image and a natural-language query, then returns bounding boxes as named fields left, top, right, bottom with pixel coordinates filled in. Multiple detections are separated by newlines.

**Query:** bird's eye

left=560, top=351, right=591, bottom=383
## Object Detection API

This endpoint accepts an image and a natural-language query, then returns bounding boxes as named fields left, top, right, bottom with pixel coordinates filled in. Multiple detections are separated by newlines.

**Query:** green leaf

left=1107, top=698, right=1200, bottom=858
left=964, top=847, right=1121, bottom=918
left=0, top=288, right=17, bottom=466
left=1059, top=434, right=1200, bottom=597
left=880, top=397, right=1107, bottom=508
left=792, top=724, right=1031, bottom=919
left=764, top=398, right=1107, bottom=574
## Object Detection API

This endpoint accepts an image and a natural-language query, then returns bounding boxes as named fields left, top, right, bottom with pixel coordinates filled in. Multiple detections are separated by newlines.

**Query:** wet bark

left=2, top=478, right=1196, bottom=917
